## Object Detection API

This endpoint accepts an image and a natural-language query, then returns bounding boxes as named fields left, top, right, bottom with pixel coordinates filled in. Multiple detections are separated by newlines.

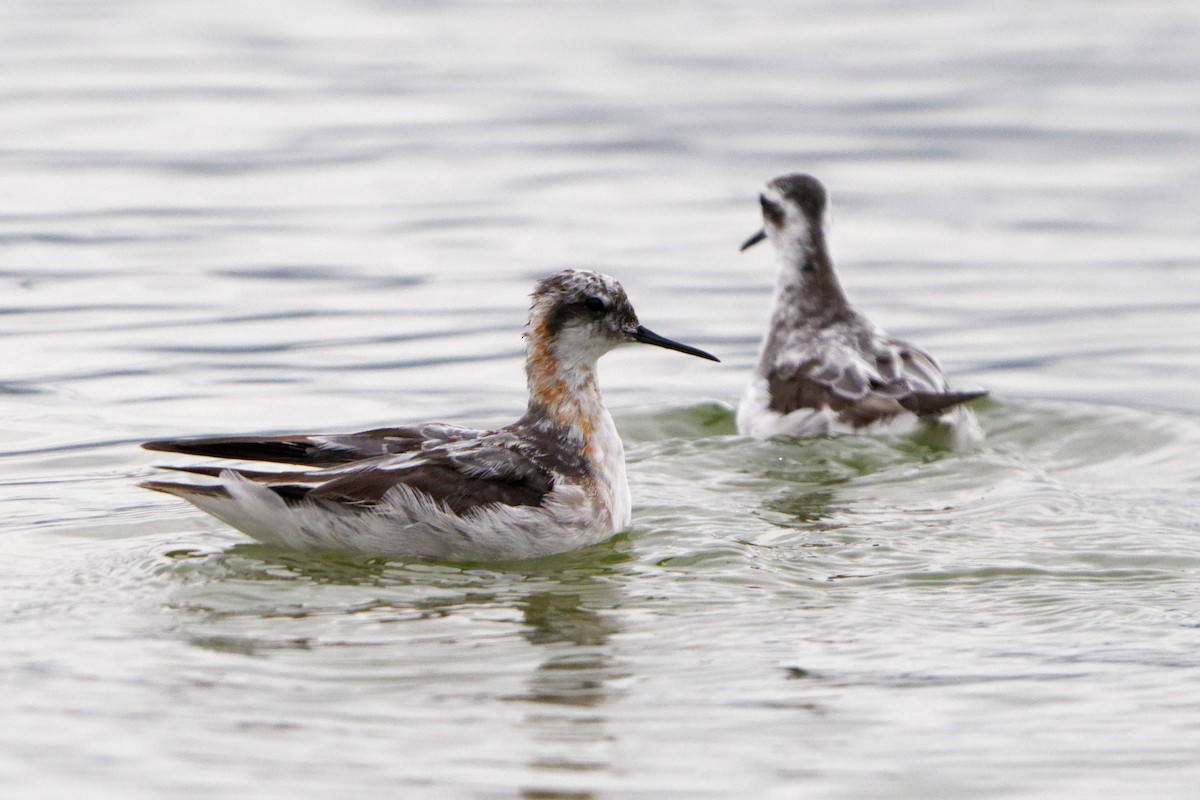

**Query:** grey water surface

left=2, top=1, right=1200, bottom=798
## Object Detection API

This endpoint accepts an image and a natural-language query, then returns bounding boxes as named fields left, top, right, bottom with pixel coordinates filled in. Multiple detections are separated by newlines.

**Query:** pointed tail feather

left=143, top=473, right=314, bottom=505
left=899, top=389, right=988, bottom=417
left=142, top=435, right=326, bottom=465
left=158, top=464, right=315, bottom=482
left=140, top=480, right=231, bottom=499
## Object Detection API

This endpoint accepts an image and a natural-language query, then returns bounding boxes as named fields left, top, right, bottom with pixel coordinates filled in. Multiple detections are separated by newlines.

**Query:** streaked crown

left=528, top=269, right=639, bottom=344
left=759, top=173, right=828, bottom=232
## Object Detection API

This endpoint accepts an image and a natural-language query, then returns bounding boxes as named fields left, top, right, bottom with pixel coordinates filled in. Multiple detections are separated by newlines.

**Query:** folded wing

left=142, top=428, right=560, bottom=516
left=767, top=338, right=986, bottom=428
left=142, top=423, right=475, bottom=467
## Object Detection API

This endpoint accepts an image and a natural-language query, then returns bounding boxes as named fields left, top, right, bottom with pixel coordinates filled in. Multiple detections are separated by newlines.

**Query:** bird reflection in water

left=515, top=574, right=625, bottom=800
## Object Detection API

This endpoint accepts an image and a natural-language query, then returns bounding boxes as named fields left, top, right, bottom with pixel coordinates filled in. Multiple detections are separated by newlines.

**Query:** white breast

left=592, top=407, right=631, bottom=530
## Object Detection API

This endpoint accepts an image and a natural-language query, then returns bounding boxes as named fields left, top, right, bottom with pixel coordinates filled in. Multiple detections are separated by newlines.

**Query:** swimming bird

left=737, top=173, right=985, bottom=443
left=141, top=270, right=718, bottom=561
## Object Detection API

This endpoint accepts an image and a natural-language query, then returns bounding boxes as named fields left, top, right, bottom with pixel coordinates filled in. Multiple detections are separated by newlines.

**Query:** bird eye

left=584, top=296, right=607, bottom=313
left=759, top=194, right=785, bottom=227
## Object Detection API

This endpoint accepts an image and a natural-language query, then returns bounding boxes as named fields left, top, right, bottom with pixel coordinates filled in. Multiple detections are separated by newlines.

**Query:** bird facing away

left=737, top=173, right=985, bottom=443
left=141, top=270, right=719, bottom=561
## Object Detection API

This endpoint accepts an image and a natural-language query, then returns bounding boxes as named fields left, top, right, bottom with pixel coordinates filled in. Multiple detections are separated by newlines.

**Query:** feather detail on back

left=141, top=269, right=717, bottom=560
left=738, top=173, right=986, bottom=444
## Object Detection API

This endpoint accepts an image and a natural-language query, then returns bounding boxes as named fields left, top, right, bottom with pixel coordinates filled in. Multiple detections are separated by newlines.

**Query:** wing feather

left=766, top=336, right=986, bottom=427
left=146, top=426, right=560, bottom=516
left=142, top=424, right=476, bottom=466
left=275, top=443, right=557, bottom=514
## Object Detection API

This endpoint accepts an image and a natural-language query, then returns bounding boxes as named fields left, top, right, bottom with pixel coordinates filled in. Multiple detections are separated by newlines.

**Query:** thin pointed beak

left=630, top=325, right=719, bottom=362
left=739, top=229, right=767, bottom=251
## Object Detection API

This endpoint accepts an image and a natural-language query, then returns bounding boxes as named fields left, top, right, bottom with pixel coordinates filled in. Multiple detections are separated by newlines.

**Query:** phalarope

left=142, top=269, right=718, bottom=561
left=737, top=173, right=985, bottom=443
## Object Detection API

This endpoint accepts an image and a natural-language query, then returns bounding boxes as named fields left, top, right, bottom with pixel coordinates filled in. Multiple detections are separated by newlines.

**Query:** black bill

left=631, top=325, right=720, bottom=362
left=739, top=229, right=767, bottom=251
